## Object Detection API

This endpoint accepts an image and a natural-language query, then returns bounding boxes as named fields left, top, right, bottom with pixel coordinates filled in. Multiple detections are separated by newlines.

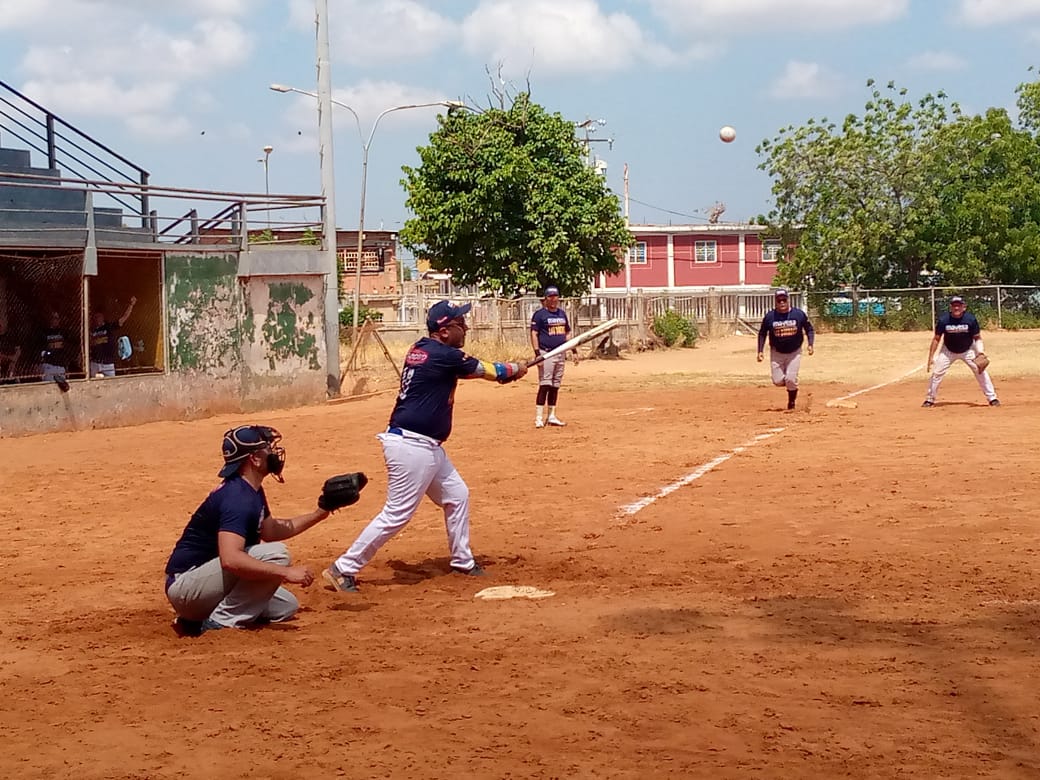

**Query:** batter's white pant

left=537, top=351, right=566, bottom=387
left=332, top=430, right=474, bottom=576
left=165, top=542, right=299, bottom=627
left=770, top=349, right=802, bottom=391
left=926, top=345, right=997, bottom=403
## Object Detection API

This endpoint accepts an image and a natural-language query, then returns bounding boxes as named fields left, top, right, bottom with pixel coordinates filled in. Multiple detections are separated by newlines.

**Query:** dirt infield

left=3, top=331, right=1040, bottom=779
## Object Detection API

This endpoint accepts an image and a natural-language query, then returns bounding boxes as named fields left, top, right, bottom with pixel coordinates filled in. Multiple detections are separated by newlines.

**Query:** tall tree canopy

left=758, top=77, right=1040, bottom=289
left=400, top=92, right=632, bottom=297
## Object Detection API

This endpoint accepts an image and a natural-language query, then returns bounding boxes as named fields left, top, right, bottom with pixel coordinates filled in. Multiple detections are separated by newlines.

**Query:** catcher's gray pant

left=166, top=542, right=299, bottom=627
left=331, top=430, right=475, bottom=576
left=926, top=345, right=996, bottom=402
left=769, top=348, right=802, bottom=391
left=537, top=351, right=566, bottom=387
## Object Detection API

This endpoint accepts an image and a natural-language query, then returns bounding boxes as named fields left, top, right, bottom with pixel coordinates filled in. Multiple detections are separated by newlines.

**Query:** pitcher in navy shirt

left=529, top=285, right=574, bottom=427
left=165, top=425, right=336, bottom=635
left=324, top=300, right=527, bottom=594
left=757, top=289, right=815, bottom=410
left=923, top=295, right=999, bottom=407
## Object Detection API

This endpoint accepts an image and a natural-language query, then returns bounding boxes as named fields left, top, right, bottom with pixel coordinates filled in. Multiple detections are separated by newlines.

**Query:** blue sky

left=1, top=0, right=1039, bottom=233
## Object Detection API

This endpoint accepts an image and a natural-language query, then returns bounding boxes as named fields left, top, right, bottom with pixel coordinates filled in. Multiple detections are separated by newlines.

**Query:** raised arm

left=117, top=296, right=137, bottom=327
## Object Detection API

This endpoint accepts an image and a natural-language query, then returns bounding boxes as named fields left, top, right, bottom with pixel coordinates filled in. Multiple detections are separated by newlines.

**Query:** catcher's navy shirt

left=935, top=311, right=980, bottom=353
left=530, top=306, right=570, bottom=351
left=757, top=307, right=815, bottom=354
left=389, top=337, right=479, bottom=442
left=165, top=476, right=270, bottom=575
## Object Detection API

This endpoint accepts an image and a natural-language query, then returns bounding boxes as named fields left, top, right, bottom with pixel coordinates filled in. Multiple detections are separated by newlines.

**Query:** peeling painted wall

left=166, top=253, right=242, bottom=376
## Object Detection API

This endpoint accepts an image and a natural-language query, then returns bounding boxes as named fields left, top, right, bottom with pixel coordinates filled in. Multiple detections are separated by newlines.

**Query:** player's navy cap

left=219, top=425, right=281, bottom=479
left=950, top=295, right=965, bottom=304
left=426, top=300, right=472, bottom=332
left=774, top=288, right=789, bottom=298
left=544, top=286, right=560, bottom=297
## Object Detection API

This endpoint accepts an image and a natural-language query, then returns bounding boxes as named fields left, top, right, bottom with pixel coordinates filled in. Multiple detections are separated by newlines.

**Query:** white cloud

left=768, top=61, right=846, bottom=99
left=648, top=0, right=909, bottom=32
left=288, top=0, right=457, bottom=64
left=461, top=0, right=684, bottom=74
left=955, top=0, right=1040, bottom=26
left=906, top=50, right=967, bottom=71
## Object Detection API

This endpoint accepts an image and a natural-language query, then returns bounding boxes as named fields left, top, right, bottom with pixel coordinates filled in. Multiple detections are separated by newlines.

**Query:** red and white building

left=596, top=222, right=785, bottom=292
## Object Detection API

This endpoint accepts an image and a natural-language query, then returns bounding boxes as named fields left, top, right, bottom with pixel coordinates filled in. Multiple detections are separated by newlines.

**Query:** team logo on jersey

left=945, top=323, right=969, bottom=333
left=405, top=348, right=430, bottom=366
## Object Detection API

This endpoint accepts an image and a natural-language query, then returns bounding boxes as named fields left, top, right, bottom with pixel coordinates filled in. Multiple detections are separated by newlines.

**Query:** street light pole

left=270, top=83, right=462, bottom=332
left=259, top=145, right=273, bottom=228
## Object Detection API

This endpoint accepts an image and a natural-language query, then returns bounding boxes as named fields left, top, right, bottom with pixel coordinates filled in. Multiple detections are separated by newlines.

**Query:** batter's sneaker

left=921, top=400, right=935, bottom=408
left=322, top=567, right=360, bottom=593
left=451, top=563, right=486, bottom=577
left=535, top=418, right=544, bottom=428
left=546, top=415, right=566, bottom=427
left=989, top=398, right=1001, bottom=406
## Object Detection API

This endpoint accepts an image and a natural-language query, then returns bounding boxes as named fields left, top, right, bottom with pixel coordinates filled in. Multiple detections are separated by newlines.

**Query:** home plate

left=474, top=585, right=555, bottom=601
left=826, top=399, right=858, bottom=408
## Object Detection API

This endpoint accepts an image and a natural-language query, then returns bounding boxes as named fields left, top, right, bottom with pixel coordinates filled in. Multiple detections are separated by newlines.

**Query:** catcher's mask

left=219, top=425, right=286, bottom=482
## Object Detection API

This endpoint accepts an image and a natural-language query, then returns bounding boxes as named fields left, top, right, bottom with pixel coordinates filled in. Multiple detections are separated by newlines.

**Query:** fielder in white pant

left=323, top=300, right=528, bottom=594
left=924, top=295, right=999, bottom=407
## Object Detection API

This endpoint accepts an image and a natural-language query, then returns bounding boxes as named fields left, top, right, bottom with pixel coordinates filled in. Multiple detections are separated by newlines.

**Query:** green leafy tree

left=759, top=76, right=1040, bottom=289
left=400, top=91, right=632, bottom=296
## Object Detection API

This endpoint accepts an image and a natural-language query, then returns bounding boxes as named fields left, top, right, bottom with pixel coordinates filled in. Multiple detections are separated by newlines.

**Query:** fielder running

left=757, top=289, right=815, bottom=410
left=530, top=285, right=572, bottom=428
left=923, top=295, right=999, bottom=407
left=324, top=301, right=527, bottom=594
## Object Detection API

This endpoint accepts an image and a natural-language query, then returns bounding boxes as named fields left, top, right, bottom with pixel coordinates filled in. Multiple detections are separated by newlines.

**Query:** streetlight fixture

left=258, top=144, right=273, bottom=228
left=271, top=83, right=462, bottom=330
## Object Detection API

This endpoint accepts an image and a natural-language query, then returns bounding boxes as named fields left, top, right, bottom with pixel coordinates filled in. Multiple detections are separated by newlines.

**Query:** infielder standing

left=757, top=288, right=814, bottom=410
left=923, top=295, right=999, bottom=407
left=530, top=285, right=573, bottom=427
left=324, top=301, right=527, bottom=594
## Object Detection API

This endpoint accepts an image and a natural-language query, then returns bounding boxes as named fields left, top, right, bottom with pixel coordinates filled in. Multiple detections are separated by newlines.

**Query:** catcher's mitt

left=318, top=472, right=368, bottom=511
left=973, top=352, right=990, bottom=372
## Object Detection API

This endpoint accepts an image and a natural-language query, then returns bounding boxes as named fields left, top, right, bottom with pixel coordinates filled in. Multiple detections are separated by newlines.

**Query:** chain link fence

left=807, top=286, right=1040, bottom=333
left=0, top=250, right=164, bottom=387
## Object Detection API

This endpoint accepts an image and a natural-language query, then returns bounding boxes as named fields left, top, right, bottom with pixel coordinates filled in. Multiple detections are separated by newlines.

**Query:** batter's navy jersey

left=531, top=306, right=570, bottom=351
left=935, top=312, right=980, bottom=353
left=758, top=307, right=815, bottom=354
left=389, top=337, right=480, bottom=442
left=165, top=476, right=270, bottom=575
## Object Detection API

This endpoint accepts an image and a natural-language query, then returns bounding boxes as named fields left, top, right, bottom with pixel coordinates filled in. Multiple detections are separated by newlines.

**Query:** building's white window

left=762, top=240, right=782, bottom=264
left=694, top=240, right=717, bottom=264
left=627, top=242, right=647, bottom=265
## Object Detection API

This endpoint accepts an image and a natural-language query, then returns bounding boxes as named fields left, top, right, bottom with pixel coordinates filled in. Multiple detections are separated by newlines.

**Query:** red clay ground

left=3, top=333, right=1040, bottom=779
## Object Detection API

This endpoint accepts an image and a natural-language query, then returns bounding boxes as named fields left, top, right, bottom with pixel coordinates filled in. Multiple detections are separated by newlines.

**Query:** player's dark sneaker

left=55, top=376, right=70, bottom=393
left=921, top=400, right=935, bottom=407
left=451, top=563, right=486, bottom=577
left=989, top=398, right=1001, bottom=406
left=171, top=617, right=204, bottom=637
left=200, top=618, right=225, bottom=634
left=322, top=566, right=360, bottom=593
left=786, top=401, right=796, bottom=410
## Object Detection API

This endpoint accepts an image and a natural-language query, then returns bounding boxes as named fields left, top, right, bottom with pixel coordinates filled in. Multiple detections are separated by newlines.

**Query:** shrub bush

left=339, top=304, right=383, bottom=329
left=652, top=311, right=699, bottom=347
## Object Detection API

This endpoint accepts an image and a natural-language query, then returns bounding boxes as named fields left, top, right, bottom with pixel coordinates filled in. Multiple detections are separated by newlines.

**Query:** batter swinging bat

left=527, top=318, right=620, bottom=368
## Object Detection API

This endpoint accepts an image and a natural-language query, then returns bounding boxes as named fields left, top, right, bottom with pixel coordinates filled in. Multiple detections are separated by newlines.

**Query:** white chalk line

left=619, top=427, right=785, bottom=517
left=619, top=366, right=925, bottom=519
left=829, top=363, right=924, bottom=404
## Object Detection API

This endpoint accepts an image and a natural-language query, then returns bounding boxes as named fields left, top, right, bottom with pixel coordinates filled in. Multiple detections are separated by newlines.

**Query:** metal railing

left=1, top=78, right=151, bottom=225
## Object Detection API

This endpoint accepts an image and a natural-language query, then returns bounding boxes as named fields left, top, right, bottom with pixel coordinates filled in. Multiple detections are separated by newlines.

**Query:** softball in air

left=719, top=125, right=736, bottom=143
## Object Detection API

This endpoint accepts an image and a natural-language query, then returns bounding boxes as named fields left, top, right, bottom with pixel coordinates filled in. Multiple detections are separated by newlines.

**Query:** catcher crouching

left=163, top=424, right=366, bottom=636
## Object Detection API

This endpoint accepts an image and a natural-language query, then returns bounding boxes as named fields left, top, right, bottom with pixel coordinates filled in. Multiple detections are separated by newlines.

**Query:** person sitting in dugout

left=163, top=425, right=366, bottom=636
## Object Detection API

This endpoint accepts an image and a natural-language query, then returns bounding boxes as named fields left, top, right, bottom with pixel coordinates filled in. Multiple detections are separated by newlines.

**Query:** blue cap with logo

left=544, top=286, right=560, bottom=297
left=426, top=300, right=473, bottom=332
left=774, top=288, right=789, bottom=298
left=950, top=295, right=965, bottom=304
